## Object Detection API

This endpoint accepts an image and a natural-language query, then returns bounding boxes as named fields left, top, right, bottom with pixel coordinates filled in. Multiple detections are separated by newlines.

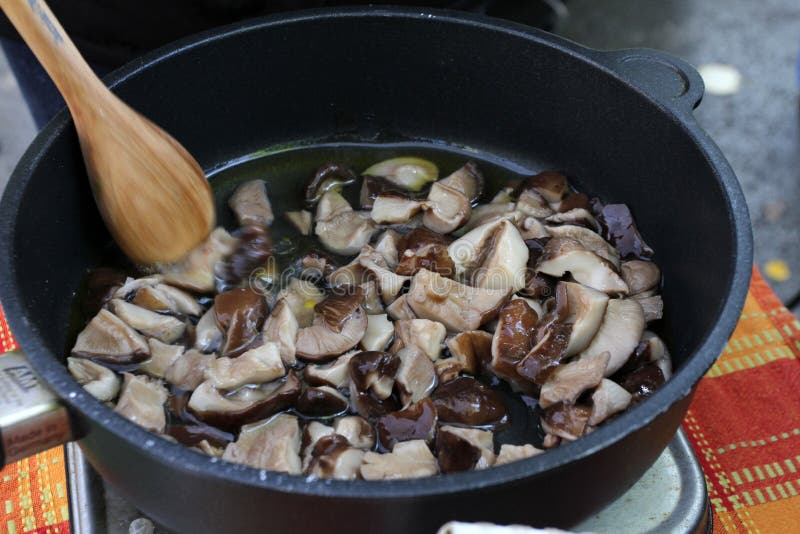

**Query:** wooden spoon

left=0, top=0, right=215, bottom=264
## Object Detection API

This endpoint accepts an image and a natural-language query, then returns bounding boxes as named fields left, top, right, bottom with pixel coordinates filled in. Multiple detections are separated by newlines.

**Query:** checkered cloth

left=1, top=268, right=797, bottom=533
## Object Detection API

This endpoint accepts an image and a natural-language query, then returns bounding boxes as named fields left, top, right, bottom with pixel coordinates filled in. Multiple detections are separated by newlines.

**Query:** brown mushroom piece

left=359, top=175, right=425, bottom=209
left=589, top=378, right=633, bottom=425
left=297, top=386, right=349, bottom=417
left=406, top=269, right=510, bottom=332
left=598, top=203, right=654, bottom=260
left=360, top=440, right=439, bottom=480
left=284, top=210, right=313, bottom=236
left=115, top=373, right=168, bottom=433
left=359, top=281, right=384, bottom=315
left=633, top=294, right=664, bottom=323
left=446, top=330, right=493, bottom=376
left=142, top=338, right=185, bottom=378
left=435, top=425, right=495, bottom=473
left=109, top=299, right=186, bottom=344
left=301, top=420, right=335, bottom=466
left=433, top=358, right=462, bottom=384
left=363, top=157, right=439, bottom=192
left=559, top=191, right=591, bottom=212
left=215, top=225, right=272, bottom=290
left=432, top=376, right=507, bottom=427
left=295, top=290, right=368, bottom=362
left=214, top=288, right=267, bottom=358
left=67, top=357, right=120, bottom=401
left=278, top=278, right=325, bottom=328
left=132, top=283, right=203, bottom=316
left=303, top=350, right=359, bottom=388
left=558, top=282, right=609, bottom=357
left=348, top=351, right=401, bottom=419
left=385, top=294, right=417, bottom=321
left=393, top=319, right=446, bottom=361
left=315, top=191, right=377, bottom=255
left=204, top=342, right=285, bottom=390
left=187, top=371, right=301, bottom=431
left=334, top=416, right=376, bottom=450
left=422, top=179, right=471, bottom=234
left=370, top=194, right=426, bottom=224
left=517, top=216, right=550, bottom=240
left=305, top=162, right=358, bottom=204
left=495, top=444, right=543, bottom=466
left=440, top=161, right=484, bottom=203
left=358, top=249, right=412, bottom=305
left=448, top=219, right=529, bottom=292
left=228, top=179, right=274, bottom=227
left=536, top=238, right=628, bottom=294
left=516, top=171, right=569, bottom=203
left=540, top=402, right=592, bottom=441
left=375, top=397, right=437, bottom=451
left=194, top=306, right=223, bottom=353
left=545, top=225, right=620, bottom=268
left=515, top=322, right=572, bottom=385
left=621, top=260, right=660, bottom=295
left=160, top=227, right=238, bottom=292
left=71, top=309, right=150, bottom=364
left=490, top=299, right=539, bottom=391
left=306, top=434, right=365, bottom=480
left=618, top=364, right=666, bottom=403
left=515, top=188, right=553, bottom=218
left=361, top=314, right=395, bottom=351
left=395, top=346, right=438, bottom=405
left=545, top=208, right=597, bottom=229
left=112, top=275, right=162, bottom=299
left=579, top=299, right=645, bottom=376
left=539, top=351, right=610, bottom=408
left=164, top=349, right=215, bottom=390
left=262, top=299, right=299, bottom=366
left=222, top=413, right=302, bottom=474
left=458, top=202, right=519, bottom=234
left=298, top=250, right=339, bottom=283
left=374, top=230, right=400, bottom=269
left=395, top=227, right=455, bottom=277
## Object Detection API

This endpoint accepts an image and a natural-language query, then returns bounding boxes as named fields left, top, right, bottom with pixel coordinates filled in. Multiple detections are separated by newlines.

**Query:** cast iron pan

left=0, top=8, right=751, bottom=533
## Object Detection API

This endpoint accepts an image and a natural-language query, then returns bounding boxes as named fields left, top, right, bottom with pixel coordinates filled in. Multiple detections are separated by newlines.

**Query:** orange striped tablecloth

left=1, top=268, right=798, bottom=533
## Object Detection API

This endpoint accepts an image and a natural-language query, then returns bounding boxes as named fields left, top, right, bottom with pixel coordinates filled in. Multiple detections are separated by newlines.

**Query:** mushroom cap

left=360, top=440, right=439, bottom=480
left=448, top=219, right=529, bottom=292
left=164, top=349, right=214, bottom=390
left=370, top=195, right=425, bottom=224
left=558, top=282, right=609, bottom=357
left=375, top=397, right=438, bottom=451
left=194, top=306, right=223, bottom=353
left=142, top=338, right=185, bottom=378
left=431, top=376, right=507, bottom=428
left=160, top=227, right=238, bottom=292
left=71, top=308, right=150, bottom=364
left=579, top=299, right=645, bottom=376
left=361, top=314, right=395, bottom=352
left=295, top=291, right=368, bottom=362
left=536, top=238, right=628, bottom=294
left=540, top=402, right=592, bottom=441
left=436, top=425, right=495, bottom=473
left=457, top=202, right=519, bottom=235
left=515, top=322, right=572, bottom=385
left=407, top=269, right=510, bottom=332
left=307, top=435, right=365, bottom=480
left=445, top=330, right=493, bottom=375
left=358, top=249, right=412, bottom=305
left=305, top=162, right=357, bottom=205
left=204, top=342, right=285, bottom=390
left=385, top=294, right=417, bottom=321
left=262, top=299, right=299, bottom=366
left=296, top=386, right=349, bottom=418
left=228, top=179, right=274, bottom=227
left=109, top=299, right=186, bottom=344
left=422, top=181, right=471, bottom=234
left=278, top=278, right=325, bottom=328
left=214, top=288, right=268, bottom=358
left=303, top=350, right=359, bottom=388
left=490, top=299, right=539, bottom=389
left=315, top=191, right=377, bottom=255
left=396, top=227, right=455, bottom=277
left=394, top=319, right=446, bottom=361
left=348, top=351, right=401, bottom=400
left=222, top=413, right=302, bottom=474
left=395, top=346, right=438, bottom=406
left=539, top=351, right=610, bottom=409
left=115, top=373, right=168, bottom=433
left=589, top=378, right=633, bottom=426
left=333, top=416, right=376, bottom=450
left=67, top=357, right=120, bottom=401
left=598, top=203, right=654, bottom=260
left=621, top=260, right=661, bottom=295
left=545, top=224, right=620, bottom=268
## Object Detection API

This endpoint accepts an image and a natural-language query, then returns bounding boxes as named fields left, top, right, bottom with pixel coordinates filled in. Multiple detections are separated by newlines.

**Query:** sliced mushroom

left=589, top=379, right=633, bottom=425
left=386, top=294, right=417, bottom=321
left=516, top=171, right=569, bottom=203
left=205, top=342, right=285, bottom=390
left=440, top=161, right=483, bottom=203
left=360, top=440, right=438, bottom=480
left=395, top=346, right=438, bottom=405
left=490, top=299, right=539, bottom=390
left=160, top=227, right=238, bottom=292
left=360, top=281, right=384, bottom=315
left=305, top=162, right=358, bottom=204
left=297, top=386, right=349, bottom=417
left=363, top=157, right=439, bottom=191
left=436, top=425, right=495, bottom=473
left=222, top=413, right=302, bottom=474
left=406, top=269, right=510, bottom=332
left=446, top=330, right=493, bottom=375
left=188, top=371, right=301, bottom=431
left=579, top=299, right=645, bottom=376
left=298, top=250, right=339, bottom=282
left=395, top=227, right=455, bottom=277
left=448, top=219, right=529, bottom=292
left=558, top=282, right=609, bottom=357
left=515, top=323, right=572, bottom=385
left=539, top=351, right=610, bottom=409
left=194, top=306, right=223, bottom=353
left=115, top=373, right=168, bottom=433
left=393, top=319, right=446, bottom=361
left=315, top=191, right=377, bottom=255
left=328, top=253, right=372, bottom=288
left=511, top=295, right=544, bottom=317
left=303, top=350, right=359, bottom=388
left=536, top=238, right=628, bottom=294
left=215, top=225, right=273, bottom=291
left=434, top=358, right=462, bottom=384
left=71, top=309, right=150, bottom=364
left=112, top=275, right=162, bottom=299
left=67, top=357, right=120, bottom=401
left=132, top=284, right=201, bottom=316
left=432, top=376, right=507, bottom=427
left=370, top=195, right=425, bottom=224
left=633, top=294, right=663, bottom=323
left=228, top=179, right=274, bottom=227
left=334, top=416, right=376, bottom=450
left=374, top=230, right=400, bottom=269
left=349, top=351, right=400, bottom=401
left=598, top=204, right=653, bottom=260
left=164, top=349, right=214, bottom=390
left=422, top=181, right=471, bottom=234
left=516, top=188, right=553, bottom=218
left=142, top=338, right=185, bottom=378
left=375, top=398, right=437, bottom=451
left=621, top=260, right=660, bottom=294
left=301, top=420, right=335, bottom=469
left=214, top=288, right=267, bottom=358
left=109, top=299, right=186, bottom=344
left=545, top=225, right=620, bottom=268
left=495, top=444, right=543, bottom=466
left=358, top=248, right=412, bottom=304
left=540, top=403, right=591, bottom=441
left=262, top=299, right=299, bottom=366
left=617, top=364, right=666, bottom=403
left=517, top=216, right=550, bottom=240
left=307, top=435, right=365, bottom=480
left=361, top=314, right=395, bottom=351
left=278, top=278, right=325, bottom=328
left=545, top=208, right=597, bottom=229
left=295, top=290, right=368, bottom=362
left=458, top=202, right=520, bottom=235
left=285, top=210, right=313, bottom=236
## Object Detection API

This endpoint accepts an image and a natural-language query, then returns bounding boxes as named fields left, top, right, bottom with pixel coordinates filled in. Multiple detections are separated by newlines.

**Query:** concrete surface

left=0, top=0, right=799, bottom=305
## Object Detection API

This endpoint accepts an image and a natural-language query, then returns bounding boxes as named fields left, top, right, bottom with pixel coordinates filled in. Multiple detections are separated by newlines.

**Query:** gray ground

left=1, top=0, right=799, bottom=307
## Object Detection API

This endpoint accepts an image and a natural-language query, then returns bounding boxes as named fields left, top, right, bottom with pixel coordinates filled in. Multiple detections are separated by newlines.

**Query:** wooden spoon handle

left=0, top=0, right=103, bottom=111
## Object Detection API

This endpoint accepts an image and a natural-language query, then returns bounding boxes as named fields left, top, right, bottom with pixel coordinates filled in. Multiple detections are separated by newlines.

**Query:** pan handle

left=0, top=350, right=75, bottom=466
left=593, top=48, right=705, bottom=116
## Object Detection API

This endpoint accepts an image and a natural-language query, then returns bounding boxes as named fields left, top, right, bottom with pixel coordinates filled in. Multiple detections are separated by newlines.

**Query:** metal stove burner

left=66, top=430, right=710, bottom=533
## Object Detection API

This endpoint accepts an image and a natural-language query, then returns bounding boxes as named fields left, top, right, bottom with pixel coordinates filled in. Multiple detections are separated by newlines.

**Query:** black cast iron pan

left=0, top=8, right=751, bottom=533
